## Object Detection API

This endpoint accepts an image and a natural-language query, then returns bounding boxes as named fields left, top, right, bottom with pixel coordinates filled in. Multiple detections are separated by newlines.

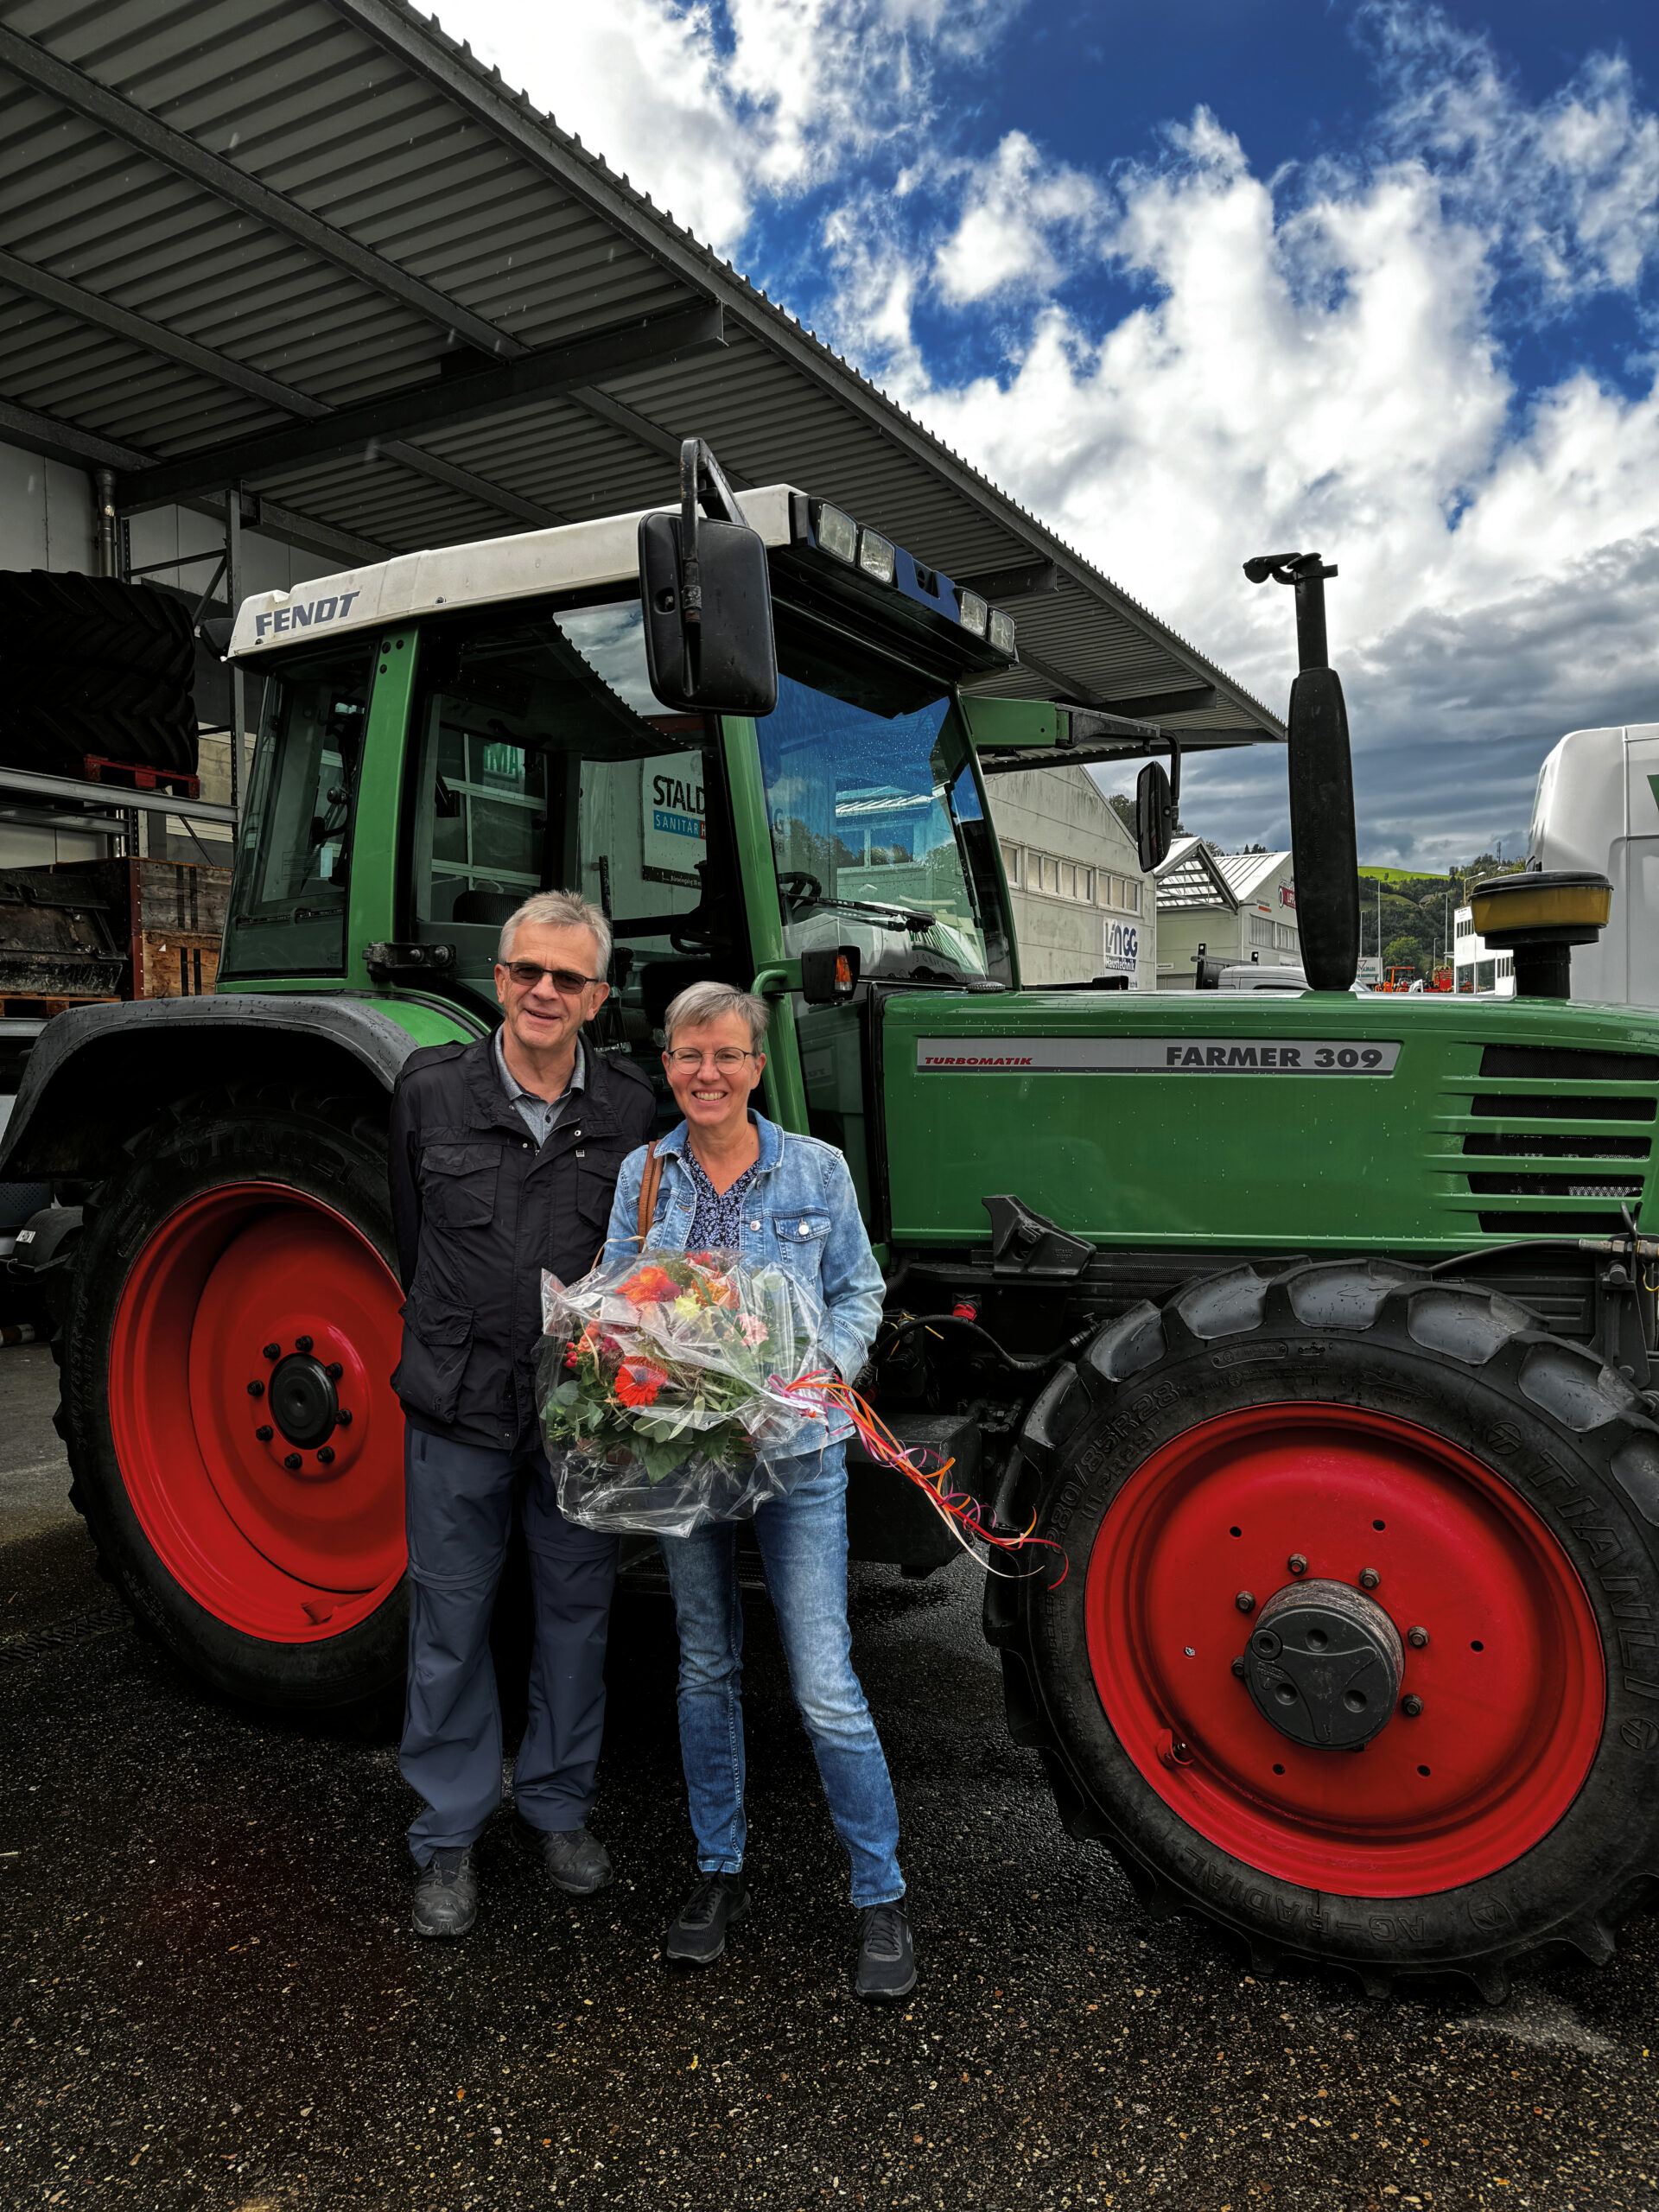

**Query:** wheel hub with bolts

left=1240, top=1579, right=1403, bottom=1750
left=267, top=1352, right=340, bottom=1452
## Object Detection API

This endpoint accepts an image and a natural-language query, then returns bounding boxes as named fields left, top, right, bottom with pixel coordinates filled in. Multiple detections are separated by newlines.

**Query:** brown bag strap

left=635, top=1141, right=664, bottom=1249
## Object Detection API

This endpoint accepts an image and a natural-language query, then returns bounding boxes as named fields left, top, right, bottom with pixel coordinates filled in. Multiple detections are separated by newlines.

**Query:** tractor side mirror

left=1245, top=550, right=1359, bottom=994
left=1135, top=759, right=1175, bottom=873
left=799, top=944, right=861, bottom=1006
left=640, top=438, right=778, bottom=716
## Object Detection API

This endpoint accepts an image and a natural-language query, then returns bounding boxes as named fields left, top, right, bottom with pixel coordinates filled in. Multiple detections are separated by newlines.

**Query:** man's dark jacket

left=389, top=1032, right=656, bottom=1451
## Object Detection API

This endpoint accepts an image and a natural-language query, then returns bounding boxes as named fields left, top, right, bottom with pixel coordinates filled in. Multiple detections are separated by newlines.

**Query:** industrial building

left=1452, top=904, right=1517, bottom=995
left=988, top=766, right=1154, bottom=988
left=1153, top=840, right=1299, bottom=986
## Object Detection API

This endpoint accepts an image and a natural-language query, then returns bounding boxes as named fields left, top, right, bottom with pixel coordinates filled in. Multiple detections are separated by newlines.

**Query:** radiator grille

left=1467, top=1046, right=1656, bottom=1234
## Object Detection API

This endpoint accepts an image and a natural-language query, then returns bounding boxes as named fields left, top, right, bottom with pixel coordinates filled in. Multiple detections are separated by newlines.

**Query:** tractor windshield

left=758, top=609, right=1012, bottom=986
left=404, top=598, right=746, bottom=1093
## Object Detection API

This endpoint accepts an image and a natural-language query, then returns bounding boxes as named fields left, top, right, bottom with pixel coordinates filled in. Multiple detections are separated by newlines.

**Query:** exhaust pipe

left=1243, top=551, right=1359, bottom=994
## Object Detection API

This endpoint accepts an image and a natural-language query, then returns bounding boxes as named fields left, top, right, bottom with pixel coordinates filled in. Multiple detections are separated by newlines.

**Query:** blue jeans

left=401, top=1426, right=618, bottom=1865
left=657, top=1441, right=905, bottom=1909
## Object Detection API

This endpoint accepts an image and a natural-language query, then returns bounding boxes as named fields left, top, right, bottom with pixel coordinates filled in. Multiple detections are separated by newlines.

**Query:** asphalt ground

left=3, top=1338, right=1659, bottom=2212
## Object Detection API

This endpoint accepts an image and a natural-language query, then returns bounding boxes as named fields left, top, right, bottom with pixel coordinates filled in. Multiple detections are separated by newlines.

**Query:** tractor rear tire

left=54, top=1085, right=408, bottom=1719
left=988, top=1257, right=1659, bottom=1998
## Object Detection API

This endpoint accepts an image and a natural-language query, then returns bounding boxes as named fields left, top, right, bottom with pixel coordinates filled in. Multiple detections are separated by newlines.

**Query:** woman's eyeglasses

left=503, top=962, right=601, bottom=994
left=665, top=1047, right=757, bottom=1071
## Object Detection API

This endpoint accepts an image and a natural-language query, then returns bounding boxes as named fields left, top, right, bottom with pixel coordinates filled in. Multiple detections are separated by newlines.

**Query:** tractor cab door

left=749, top=608, right=1014, bottom=1222
left=404, top=597, right=750, bottom=1116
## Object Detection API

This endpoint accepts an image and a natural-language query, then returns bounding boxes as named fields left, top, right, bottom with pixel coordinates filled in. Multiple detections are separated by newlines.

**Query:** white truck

left=1528, top=722, right=1659, bottom=1004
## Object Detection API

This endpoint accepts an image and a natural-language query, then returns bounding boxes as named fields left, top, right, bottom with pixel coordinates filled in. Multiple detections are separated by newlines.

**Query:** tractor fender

left=0, top=995, right=467, bottom=1183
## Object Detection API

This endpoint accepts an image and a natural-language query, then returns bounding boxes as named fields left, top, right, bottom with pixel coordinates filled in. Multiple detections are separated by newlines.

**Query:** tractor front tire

left=56, top=1085, right=409, bottom=1718
left=989, top=1258, right=1659, bottom=1998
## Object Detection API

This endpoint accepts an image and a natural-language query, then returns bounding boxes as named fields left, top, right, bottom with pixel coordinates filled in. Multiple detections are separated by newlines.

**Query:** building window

left=1000, top=842, right=1020, bottom=884
left=1455, top=913, right=1473, bottom=938
left=1477, top=958, right=1497, bottom=991
left=1124, top=878, right=1140, bottom=913
left=1275, top=922, right=1298, bottom=952
left=1249, top=914, right=1275, bottom=947
left=1497, top=955, right=1513, bottom=978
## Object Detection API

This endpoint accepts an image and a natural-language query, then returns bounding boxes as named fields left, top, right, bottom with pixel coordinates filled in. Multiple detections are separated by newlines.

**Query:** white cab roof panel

left=229, top=485, right=798, bottom=658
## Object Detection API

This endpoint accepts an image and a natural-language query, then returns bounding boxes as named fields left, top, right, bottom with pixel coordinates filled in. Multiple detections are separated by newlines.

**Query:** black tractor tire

left=987, top=1256, right=1659, bottom=1999
left=1, top=571, right=198, bottom=777
left=54, top=1084, right=408, bottom=1720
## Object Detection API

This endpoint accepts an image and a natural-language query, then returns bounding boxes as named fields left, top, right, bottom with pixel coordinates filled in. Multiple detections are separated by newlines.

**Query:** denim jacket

left=602, top=1115, right=886, bottom=1446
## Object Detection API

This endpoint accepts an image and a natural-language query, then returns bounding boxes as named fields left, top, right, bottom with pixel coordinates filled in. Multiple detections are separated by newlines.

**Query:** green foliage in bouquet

left=543, top=1249, right=815, bottom=1487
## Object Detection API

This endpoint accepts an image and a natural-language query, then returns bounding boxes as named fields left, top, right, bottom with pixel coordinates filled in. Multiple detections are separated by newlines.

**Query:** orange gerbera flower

left=613, top=1359, right=669, bottom=1408
left=621, top=1265, right=679, bottom=1306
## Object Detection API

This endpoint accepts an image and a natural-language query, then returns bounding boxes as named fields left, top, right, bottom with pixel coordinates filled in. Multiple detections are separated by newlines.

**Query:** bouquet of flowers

left=537, top=1248, right=830, bottom=1535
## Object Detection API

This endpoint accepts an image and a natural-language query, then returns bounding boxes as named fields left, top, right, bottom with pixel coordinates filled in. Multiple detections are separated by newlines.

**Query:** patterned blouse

left=683, top=1135, right=765, bottom=1253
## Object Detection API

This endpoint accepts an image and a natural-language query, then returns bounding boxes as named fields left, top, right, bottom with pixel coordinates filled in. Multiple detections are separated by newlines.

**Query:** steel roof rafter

left=0, top=245, right=566, bottom=526
left=321, top=0, right=1279, bottom=734
left=113, top=301, right=725, bottom=506
left=0, top=22, right=717, bottom=500
left=0, top=20, right=518, bottom=360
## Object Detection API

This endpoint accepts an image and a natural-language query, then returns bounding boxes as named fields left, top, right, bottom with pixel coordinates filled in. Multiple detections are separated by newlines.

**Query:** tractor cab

left=219, top=467, right=1026, bottom=1185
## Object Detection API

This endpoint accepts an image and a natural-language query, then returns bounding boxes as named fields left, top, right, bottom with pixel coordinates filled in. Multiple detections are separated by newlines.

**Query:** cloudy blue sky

left=463, top=0, right=1659, bottom=867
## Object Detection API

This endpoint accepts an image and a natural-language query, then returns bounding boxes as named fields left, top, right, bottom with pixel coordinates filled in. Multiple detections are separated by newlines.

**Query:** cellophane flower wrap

left=537, top=1249, right=830, bottom=1535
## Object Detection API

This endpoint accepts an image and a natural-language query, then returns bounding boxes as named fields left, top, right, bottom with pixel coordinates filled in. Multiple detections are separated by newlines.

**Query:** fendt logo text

left=253, top=588, right=362, bottom=639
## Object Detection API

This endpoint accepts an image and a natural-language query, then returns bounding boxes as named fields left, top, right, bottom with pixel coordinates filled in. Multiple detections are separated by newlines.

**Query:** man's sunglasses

left=501, top=962, right=602, bottom=994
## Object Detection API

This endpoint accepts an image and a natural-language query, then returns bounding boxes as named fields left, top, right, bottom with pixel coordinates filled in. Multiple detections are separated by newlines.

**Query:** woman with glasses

left=602, top=981, right=912, bottom=2000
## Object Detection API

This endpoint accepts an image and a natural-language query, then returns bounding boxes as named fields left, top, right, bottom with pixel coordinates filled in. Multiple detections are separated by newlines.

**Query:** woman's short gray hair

left=498, top=890, right=612, bottom=978
left=663, top=980, right=771, bottom=1052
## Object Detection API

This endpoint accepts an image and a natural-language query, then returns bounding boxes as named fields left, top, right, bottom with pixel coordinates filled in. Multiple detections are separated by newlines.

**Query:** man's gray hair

left=663, top=980, right=771, bottom=1052
left=498, top=890, right=612, bottom=978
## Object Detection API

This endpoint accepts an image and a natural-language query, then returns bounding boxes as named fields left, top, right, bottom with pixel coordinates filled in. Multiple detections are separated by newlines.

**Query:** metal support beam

left=956, top=557, right=1059, bottom=601
left=0, top=397, right=146, bottom=473
left=115, top=303, right=726, bottom=509
left=226, top=491, right=244, bottom=814
left=1099, top=685, right=1219, bottom=721
left=0, top=251, right=569, bottom=531
left=0, top=764, right=238, bottom=828
left=0, top=22, right=522, bottom=365
left=567, top=385, right=752, bottom=484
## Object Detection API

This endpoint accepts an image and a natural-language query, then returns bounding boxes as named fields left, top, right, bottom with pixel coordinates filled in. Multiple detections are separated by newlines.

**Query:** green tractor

left=8, top=445, right=1659, bottom=1999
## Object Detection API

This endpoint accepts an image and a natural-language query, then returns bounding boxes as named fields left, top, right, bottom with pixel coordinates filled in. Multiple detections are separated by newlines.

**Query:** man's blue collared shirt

left=493, top=1027, right=585, bottom=1148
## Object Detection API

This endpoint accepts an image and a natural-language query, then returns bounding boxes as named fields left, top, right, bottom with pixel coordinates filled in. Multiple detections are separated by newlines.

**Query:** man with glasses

left=388, top=889, right=655, bottom=1937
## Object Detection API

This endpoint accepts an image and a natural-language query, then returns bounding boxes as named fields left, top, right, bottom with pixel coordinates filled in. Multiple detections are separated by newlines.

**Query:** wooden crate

left=138, top=931, right=222, bottom=1000
left=0, top=857, right=232, bottom=1004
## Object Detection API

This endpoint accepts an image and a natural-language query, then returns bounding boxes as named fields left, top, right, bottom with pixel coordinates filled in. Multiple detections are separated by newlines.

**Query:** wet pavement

left=4, top=1344, right=1659, bottom=2211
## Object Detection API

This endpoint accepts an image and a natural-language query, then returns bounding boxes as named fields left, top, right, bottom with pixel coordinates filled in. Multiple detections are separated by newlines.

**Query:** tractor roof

left=230, top=485, right=796, bottom=659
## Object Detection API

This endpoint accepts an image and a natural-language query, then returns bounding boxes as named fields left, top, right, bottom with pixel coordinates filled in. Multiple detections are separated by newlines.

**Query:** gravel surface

left=4, top=1469, right=1659, bottom=2209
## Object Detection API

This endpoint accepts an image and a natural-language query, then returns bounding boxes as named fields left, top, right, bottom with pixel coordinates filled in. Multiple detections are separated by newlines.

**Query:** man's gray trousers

left=401, top=1424, right=618, bottom=1866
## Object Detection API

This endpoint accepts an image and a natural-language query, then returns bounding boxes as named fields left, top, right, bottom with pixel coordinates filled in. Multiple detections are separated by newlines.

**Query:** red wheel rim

left=110, top=1183, right=405, bottom=1642
left=1085, top=1403, right=1605, bottom=1895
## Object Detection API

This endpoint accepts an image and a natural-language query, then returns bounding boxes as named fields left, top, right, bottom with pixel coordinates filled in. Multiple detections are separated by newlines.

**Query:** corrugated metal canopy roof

left=0, top=0, right=1284, bottom=743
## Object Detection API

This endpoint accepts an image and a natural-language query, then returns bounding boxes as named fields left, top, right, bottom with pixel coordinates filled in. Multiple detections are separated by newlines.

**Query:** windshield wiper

left=798, top=893, right=938, bottom=930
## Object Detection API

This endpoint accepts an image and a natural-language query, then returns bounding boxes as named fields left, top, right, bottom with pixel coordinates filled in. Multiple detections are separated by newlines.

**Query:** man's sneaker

left=411, top=1847, right=477, bottom=1939
left=855, top=1903, right=916, bottom=2001
left=513, top=1814, right=613, bottom=1896
left=664, top=1872, right=751, bottom=1966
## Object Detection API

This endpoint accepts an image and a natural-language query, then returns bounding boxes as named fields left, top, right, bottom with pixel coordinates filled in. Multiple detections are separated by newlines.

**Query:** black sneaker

left=411, top=1847, right=478, bottom=1939
left=855, top=1903, right=916, bottom=2001
left=664, top=1872, right=751, bottom=1966
left=513, top=1815, right=613, bottom=1896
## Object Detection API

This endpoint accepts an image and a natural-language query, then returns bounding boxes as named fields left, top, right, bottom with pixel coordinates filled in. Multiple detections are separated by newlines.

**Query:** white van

left=1528, top=724, right=1659, bottom=1004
